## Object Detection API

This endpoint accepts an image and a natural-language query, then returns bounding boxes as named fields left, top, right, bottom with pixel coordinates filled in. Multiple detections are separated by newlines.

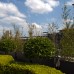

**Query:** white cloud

left=0, top=16, right=28, bottom=33
left=31, top=23, right=42, bottom=36
left=25, top=0, right=59, bottom=14
left=32, top=23, right=42, bottom=29
left=0, top=2, right=28, bottom=36
left=0, top=2, right=26, bottom=18
left=66, top=0, right=74, bottom=6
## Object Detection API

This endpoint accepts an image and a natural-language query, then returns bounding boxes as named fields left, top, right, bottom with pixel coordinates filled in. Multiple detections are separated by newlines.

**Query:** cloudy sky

left=0, top=0, right=74, bottom=36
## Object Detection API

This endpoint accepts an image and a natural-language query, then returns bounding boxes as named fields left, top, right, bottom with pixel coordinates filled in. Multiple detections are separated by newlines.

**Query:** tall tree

left=0, top=30, right=14, bottom=54
left=48, top=22, right=58, bottom=48
left=48, top=22, right=60, bottom=58
left=62, top=4, right=72, bottom=29
left=13, top=25, right=24, bottom=52
left=60, top=4, right=74, bottom=61
left=1, top=30, right=12, bottom=39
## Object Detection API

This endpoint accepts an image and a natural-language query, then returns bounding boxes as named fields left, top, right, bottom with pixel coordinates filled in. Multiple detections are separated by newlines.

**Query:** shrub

left=24, top=37, right=56, bottom=58
left=0, top=55, right=14, bottom=66
left=0, top=38, right=15, bottom=54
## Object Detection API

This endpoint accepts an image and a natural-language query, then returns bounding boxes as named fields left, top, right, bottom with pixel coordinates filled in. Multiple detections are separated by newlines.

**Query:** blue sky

left=0, top=0, right=74, bottom=36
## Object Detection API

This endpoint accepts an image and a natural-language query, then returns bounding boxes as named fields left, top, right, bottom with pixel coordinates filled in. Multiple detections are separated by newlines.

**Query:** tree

left=13, top=24, right=24, bottom=53
left=0, top=25, right=24, bottom=55
left=0, top=30, right=14, bottom=53
left=48, top=22, right=59, bottom=56
left=24, top=37, right=56, bottom=58
left=28, top=25, right=34, bottom=38
left=48, top=22, right=58, bottom=43
left=48, top=23, right=60, bottom=67
left=60, top=4, right=74, bottom=61
left=48, top=22, right=58, bottom=34
left=62, top=4, right=72, bottom=29
left=1, top=30, right=12, bottom=39
left=60, top=29, right=74, bottom=61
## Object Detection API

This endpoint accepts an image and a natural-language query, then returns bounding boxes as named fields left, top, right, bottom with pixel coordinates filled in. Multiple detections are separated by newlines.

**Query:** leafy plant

left=24, top=37, right=56, bottom=58
left=0, top=38, right=15, bottom=54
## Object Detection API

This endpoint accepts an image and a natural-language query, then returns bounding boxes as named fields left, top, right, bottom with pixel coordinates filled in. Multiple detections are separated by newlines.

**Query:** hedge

left=0, top=55, right=14, bottom=66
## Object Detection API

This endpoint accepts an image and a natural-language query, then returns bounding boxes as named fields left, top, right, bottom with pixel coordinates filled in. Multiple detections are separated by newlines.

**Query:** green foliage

left=0, top=65, right=34, bottom=74
left=60, top=29, right=74, bottom=59
left=0, top=55, right=14, bottom=66
left=9, top=63, right=63, bottom=74
left=0, top=38, right=15, bottom=53
left=0, top=63, right=63, bottom=74
left=24, top=37, right=56, bottom=58
left=0, top=29, right=24, bottom=53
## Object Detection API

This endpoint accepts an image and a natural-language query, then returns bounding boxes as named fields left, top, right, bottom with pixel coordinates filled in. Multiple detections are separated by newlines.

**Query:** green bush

left=0, top=38, right=15, bottom=53
left=0, top=55, right=14, bottom=66
left=24, top=37, right=56, bottom=58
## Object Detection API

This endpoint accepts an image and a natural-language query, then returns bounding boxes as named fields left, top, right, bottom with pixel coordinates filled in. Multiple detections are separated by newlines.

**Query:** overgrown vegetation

left=60, top=29, right=74, bottom=60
